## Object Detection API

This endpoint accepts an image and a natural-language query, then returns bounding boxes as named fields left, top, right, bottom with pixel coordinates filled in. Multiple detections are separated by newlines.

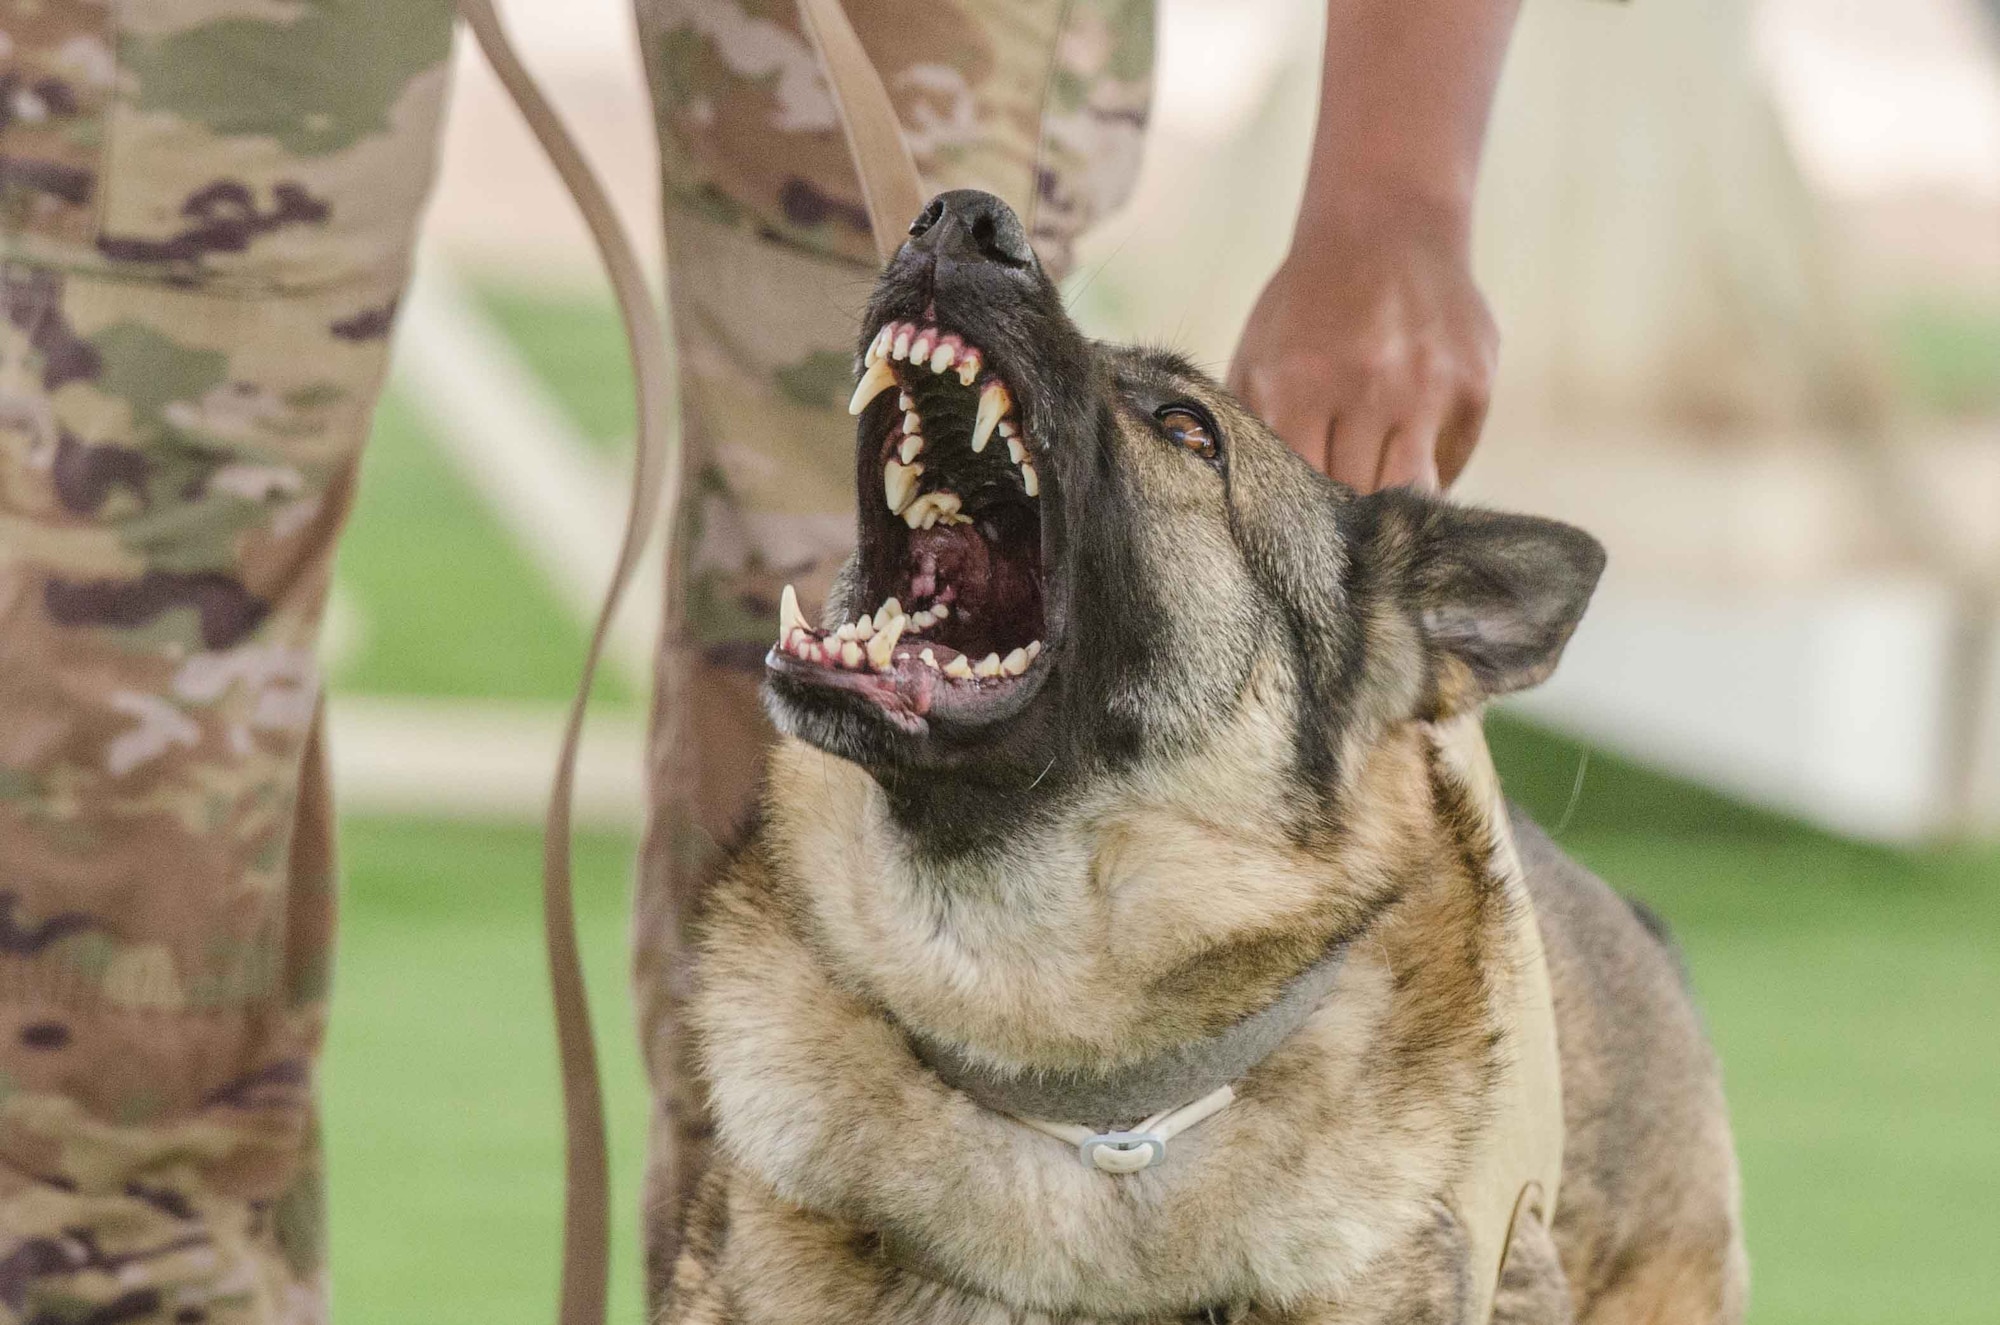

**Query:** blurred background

left=318, top=1, right=1999, bottom=1321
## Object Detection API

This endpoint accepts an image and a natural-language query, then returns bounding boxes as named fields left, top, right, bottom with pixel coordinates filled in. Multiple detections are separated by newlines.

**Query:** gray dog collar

left=906, top=940, right=1349, bottom=1145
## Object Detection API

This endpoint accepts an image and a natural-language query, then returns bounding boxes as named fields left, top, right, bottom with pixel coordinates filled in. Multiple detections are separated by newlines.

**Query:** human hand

left=1229, top=203, right=1496, bottom=494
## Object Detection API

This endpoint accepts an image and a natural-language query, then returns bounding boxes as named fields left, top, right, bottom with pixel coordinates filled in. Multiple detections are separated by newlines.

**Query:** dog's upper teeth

left=971, top=380, right=1008, bottom=454
left=1000, top=647, right=1030, bottom=676
left=943, top=654, right=973, bottom=679
left=879, top=596, right=902, bottom=621
left=866, top=325, right=892, bottom=364
left=777, top=583, right=809, bottom=644
left=903, top=490, right=961, bottom=529
left=847, top=358, right=896, bottom=416
left=910, top=328, right=936, bottom=363
left=973, top=652, right=1003, bottom=678
left=865, top=613, right=905, bottom=670
left=997, top=419, right=1015, bottom=437
left=835, top=621, right=858, bottom=641
left=909, top=609, right=934, bottom=631
left=898, top=434, right=924, bottom=464
left=931, top=602, right=949, bottom=619
left=891, top=327, right=913, bottom=361
left=1020, top=458, right=1039, bottom=497
left=898, top=391, right=914, bottom=411
left=854, top=612, right=875, bottom=641
left=884, top=459, right=922, bottom=513
left=929, top=340, right=957, bottom=374
left=956, top=349, right=981, bottom=386
left=902, top=410, right=922, bottom=436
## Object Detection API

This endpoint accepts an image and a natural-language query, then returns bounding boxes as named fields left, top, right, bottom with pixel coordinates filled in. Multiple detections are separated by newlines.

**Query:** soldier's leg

left=0, top=4, right=455, bottom=1321
left=630, top=0, right=1154, bottom=1294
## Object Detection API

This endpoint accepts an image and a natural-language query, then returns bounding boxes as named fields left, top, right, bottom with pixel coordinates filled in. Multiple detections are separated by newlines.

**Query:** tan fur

left=648, top=359, right=1744, bottom=1324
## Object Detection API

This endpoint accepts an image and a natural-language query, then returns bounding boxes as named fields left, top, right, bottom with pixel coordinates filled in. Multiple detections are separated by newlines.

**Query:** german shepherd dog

left=654, top=191, right=1746, bottom=1324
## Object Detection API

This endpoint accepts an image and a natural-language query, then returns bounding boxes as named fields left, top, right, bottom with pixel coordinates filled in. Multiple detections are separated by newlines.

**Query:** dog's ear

left=1358, top=488, right=1606, bottom=712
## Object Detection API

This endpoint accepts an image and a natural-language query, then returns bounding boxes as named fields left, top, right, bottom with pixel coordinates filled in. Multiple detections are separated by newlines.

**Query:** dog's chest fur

left=674, top=720, right=1513, bottom=1322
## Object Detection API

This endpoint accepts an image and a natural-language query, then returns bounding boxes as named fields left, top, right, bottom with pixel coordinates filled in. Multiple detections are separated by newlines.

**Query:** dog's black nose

left=906, top=190, right=1034, bottom=268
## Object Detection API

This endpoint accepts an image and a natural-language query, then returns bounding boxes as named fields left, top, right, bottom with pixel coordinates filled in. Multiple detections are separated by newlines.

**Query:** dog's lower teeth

left=898, top=435, right=923, bottom=463
left=944, top=655, right=973, bottom=679
left=973, top=653, right=1002, bottom=678
left=920, top=648, right=939, bottom=669
left=891, top=327, right=913, bottom=361
left=1007, top=436, right=1025, bottom=464
left=1000, top=648, right=1029, bottom=676
left=865, top=615, right=905, bottom=670
left=929, top=341, right=956, bottom=373
left=1020, top=459, right=1039, bottom=497
left=956, top=350, right=981, bottom=386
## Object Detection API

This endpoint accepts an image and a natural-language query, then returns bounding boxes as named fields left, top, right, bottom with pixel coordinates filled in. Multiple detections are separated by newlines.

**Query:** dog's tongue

left=906, top=521, right=1039, bottom=661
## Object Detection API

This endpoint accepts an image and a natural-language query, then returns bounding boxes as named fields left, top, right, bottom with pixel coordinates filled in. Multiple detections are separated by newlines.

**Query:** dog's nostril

left=908, top=198, right=944, bottom=239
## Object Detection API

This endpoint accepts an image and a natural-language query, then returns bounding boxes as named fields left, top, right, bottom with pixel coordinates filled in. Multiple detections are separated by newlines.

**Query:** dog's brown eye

left=1158, top=407, right=1218, bottom=461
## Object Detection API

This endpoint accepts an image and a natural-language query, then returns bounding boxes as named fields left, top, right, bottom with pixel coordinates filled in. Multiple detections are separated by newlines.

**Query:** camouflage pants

left=0, top=0, right=1150, bottom=1320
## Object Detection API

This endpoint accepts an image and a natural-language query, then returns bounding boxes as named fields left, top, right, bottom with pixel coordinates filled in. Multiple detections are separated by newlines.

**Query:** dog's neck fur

left=762, top=664, right=1453, bottom=1079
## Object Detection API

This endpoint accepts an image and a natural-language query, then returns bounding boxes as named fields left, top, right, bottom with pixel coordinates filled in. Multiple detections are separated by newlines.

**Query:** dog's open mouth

left=766, top=319, right=1050, bottom=735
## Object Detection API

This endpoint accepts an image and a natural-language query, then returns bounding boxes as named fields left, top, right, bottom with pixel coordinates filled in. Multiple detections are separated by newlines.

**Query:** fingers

left=1327, top=411, right=1392, bottom=491
left=1435, top=387, right=1490, bottom=490
left=1375, top=424, right=1442, bottom=494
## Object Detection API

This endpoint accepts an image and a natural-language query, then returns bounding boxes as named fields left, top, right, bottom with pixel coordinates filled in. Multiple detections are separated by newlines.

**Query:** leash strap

left=454, top=4, right=918, bottom=1324
left=452, top=5, right=681, bottom=1325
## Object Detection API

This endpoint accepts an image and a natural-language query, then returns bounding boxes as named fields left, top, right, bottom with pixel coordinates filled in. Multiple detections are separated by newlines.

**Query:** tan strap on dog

left=1430, top=712, right=1568, bottom=1322
left=454, top=4, right=917, bottom=1324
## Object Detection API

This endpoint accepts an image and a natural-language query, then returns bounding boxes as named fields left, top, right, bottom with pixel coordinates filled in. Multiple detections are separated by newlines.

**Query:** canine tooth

left=840, top=640, right=864, bottom=669
left=847, top=358, right=897, bottom=415
left=892, top=327, right=913, bottom=361
left=903, top=410, right=922, bottom=436
left=866, top=614, right=905, bottom=669
left=1026, top=640, right=1041, bottom=661
left=1000, top=647, right=1029, bottom=676
left=920, top=648, right=939, bottom=669
left=1020, top=459, right=1039, bottom=497
left=956, top=350, right=981, bottom=386
left=971, top=382, right=1006, bottom=453
left=1007, top=436, right=1025, bottom=464
left=944, top=655, right=973, bottom=679
left=779, top=583, right=809, bottom=641
left=884, top=459, right=922, bottom=513
left=929, top=341, right=956, bottom=374
left=974, top=652, right=1002, bottom=678
left=898, top=434, right=924, bottom=464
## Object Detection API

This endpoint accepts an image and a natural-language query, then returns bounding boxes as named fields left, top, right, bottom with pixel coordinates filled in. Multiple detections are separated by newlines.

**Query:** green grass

left=1884, top=297, right=2000, bottom=418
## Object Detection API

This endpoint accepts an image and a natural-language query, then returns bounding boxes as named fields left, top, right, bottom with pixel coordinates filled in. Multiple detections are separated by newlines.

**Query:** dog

left=652, top=190, right=1746, bottom=1324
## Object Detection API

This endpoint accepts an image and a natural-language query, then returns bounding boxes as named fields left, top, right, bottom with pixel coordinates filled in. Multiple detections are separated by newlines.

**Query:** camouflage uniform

left=630, top=0, right=1154, bottom=1290
left=0, top=1, right=454, bottom=1320
left=0, top=0, right=1151, bottom=1317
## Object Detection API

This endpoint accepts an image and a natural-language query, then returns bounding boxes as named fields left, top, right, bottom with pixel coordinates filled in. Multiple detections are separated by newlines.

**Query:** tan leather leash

left=455, top=3, right=1560, bottom=1322
left=451, top=5, right=680, bottom=1324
